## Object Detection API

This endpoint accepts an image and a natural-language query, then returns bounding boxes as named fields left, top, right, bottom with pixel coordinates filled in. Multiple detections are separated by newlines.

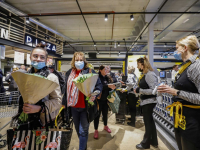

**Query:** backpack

left=52, top=70, right=66, bottom=95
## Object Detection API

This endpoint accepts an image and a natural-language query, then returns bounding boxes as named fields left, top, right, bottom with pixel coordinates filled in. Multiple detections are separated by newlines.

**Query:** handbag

left=7, top=106, right=73, bottom=150
left=107, top=91, right=121, bottom=113
left=88, top=99, right=99, bottom=122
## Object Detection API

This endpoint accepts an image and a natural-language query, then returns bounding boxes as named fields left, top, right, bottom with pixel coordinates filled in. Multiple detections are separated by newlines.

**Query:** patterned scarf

left=67, top=69, right=79, bottom=106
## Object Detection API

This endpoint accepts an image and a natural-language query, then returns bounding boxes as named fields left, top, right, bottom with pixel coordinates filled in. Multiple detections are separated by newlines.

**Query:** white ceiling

left=2, top=0, right=200, bottom=56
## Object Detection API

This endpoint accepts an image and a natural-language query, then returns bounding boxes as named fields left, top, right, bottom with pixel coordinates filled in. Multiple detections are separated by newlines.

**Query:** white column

left=147, top=23, right=154, bottom=67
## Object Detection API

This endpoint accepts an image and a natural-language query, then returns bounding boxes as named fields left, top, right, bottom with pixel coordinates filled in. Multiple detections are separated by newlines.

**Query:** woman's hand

left=157, top=85, right=178, bottom=96
left=88, top=94, right=96, bottom=102
left=23, top=104, right=42, bottom=114
left=108, top=84, right=116, bottom=90
left=90, top=96, right=96, bottom=102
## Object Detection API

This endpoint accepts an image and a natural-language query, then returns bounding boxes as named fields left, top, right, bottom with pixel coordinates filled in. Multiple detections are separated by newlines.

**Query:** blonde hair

left=137, top=56, right=153, bottom=74
left=176, top=35, right=200, bottom=54
left=128, top=65, right=135, bottom=74
left=71, top=52, right=88, bottom=69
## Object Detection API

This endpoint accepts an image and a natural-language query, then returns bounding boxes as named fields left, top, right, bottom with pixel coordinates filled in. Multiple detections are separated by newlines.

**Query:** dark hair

left=173, top=65, right=178, bottom=69
left=99, top=65, right=105, bottom=71
left=30, top=43, right=48, bottom=60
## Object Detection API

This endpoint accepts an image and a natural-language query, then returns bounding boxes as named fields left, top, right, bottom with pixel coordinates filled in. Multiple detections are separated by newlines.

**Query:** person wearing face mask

left=158, top=35, right=200, bottom=150
left=17, top=43, right=62, bottom=129
left=134, top=56, right=158, bottom=149
left=63, top=52, right=102, bottom=150
left=93, top=65, right=116, bottom=139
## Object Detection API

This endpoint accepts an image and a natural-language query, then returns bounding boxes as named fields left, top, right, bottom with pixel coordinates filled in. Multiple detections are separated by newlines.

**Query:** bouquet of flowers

left=73, top=73, right=99, bottom=106
left=11, top=72, right=59, bottom=123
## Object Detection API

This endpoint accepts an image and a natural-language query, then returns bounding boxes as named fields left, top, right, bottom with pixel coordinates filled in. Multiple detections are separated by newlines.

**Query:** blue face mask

left=75, top=61, right=84, bottom=70
left=31, top=61, right=46, bottom=69
left=173, top=51, right=182, bottom=60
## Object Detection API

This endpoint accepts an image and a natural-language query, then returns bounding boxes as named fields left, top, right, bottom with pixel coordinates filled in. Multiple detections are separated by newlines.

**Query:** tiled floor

left=0, top=114, right=169, bottom=150
left=69, top=114, right=169, bottom=150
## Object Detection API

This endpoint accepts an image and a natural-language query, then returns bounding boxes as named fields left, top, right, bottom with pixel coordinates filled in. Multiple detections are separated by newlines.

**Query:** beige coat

left=40, top=73, right=62, bottom=126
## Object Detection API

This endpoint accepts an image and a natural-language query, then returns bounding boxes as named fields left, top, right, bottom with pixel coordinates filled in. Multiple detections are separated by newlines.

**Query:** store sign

left=14, top=51, right=24, bottom=64
left=24, top=34, right=56, bottom=52
left=1, top=28, right=9, bottom=39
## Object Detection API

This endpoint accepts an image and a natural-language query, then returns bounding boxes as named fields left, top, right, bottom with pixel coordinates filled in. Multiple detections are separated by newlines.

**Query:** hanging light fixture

left=119, top=51, right=120, bottom=55
left=94, top=42, right=96, bottom=46
left=118, top=42, right=120, bottom=47
left=105, top=14, right=108, bottom=21
left=164, top=43, right=167, bottom=47
left=130, top=15, right=134, bottom=21
left=26, top=17, right=30, bottom=24
left=97, top=51, right=99, bottom=54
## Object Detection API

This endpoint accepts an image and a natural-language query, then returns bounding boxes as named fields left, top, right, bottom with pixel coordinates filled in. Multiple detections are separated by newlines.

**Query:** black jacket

left=62, top=68, right=103, bottom=122
left=0, top=69, right=5, bottom=93
left=110, top=71, right=117, bottom=83
left=99, top=72, right=111, bottom=101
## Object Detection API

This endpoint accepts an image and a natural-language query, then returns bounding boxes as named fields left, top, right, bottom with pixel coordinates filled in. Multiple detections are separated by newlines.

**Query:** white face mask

left=75, top=61, right=84, bottom=70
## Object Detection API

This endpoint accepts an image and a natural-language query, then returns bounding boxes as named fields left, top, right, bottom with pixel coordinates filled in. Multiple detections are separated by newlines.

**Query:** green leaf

left=32, top=130, right=36, bottom=135
left=35, top=136, right=42, bottom=145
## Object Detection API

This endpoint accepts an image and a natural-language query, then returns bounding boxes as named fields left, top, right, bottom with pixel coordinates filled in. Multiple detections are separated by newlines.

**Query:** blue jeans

left=71, top=107, right=89, bottom=150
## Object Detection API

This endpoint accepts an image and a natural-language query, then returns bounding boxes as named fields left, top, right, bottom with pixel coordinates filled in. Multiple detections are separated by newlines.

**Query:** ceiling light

left=130, top=15, right=134, bottom=21
left=105, top=14, right=108, bottom=21
left=183, top=18, right=189, bottom=23
left=97, top=51, right=99, bottom=54
left=26, top=17, right=30, bottom=24
left=114, top=42, right=117, bottom=48
left=119, top=51, right=120, bottom=55
left=94, top=43, right=96, bottom=46
left=164, top=43, right=167, bottom=47
left=118, top=42, right=120, bottom=46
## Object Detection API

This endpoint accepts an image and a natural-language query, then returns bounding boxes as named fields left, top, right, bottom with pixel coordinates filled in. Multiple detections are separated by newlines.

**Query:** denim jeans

left=71, top=107, right=89, bottom=150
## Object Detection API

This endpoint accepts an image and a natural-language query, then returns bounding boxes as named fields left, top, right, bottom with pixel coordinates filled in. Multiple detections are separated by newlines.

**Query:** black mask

left=139, top=68, right=143, bottom=72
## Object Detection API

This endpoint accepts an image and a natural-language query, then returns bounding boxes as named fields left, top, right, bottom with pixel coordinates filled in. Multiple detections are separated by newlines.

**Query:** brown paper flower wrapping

left=73, top=73, right=99, bottom=97
left=11, top=72, right=59, bottom=104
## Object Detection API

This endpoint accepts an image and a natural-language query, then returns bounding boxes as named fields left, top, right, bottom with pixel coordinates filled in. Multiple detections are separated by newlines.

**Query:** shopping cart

left=0, top=91, right=19, bottom=149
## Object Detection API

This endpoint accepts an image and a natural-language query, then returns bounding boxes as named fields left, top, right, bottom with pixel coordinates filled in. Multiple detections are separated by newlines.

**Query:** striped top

left=177, top=55, right=200, bottom=105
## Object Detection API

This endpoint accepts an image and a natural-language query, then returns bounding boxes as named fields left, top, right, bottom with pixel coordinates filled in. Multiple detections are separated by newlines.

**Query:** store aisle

left=69, top=114, right=169, bottom=150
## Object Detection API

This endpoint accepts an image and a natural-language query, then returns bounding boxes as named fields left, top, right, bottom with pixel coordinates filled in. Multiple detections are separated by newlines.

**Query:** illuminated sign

left=24, top=34, right=56, bottom=53
left=1, top=28, right=9, bottom=39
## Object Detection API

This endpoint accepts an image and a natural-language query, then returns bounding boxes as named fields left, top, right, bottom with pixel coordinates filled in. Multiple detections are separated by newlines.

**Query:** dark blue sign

left=24, top=34, right=56, bottom=53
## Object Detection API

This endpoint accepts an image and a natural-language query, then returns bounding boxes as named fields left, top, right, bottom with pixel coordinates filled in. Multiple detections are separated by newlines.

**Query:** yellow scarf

left=138, top=74, right=144, bottom=86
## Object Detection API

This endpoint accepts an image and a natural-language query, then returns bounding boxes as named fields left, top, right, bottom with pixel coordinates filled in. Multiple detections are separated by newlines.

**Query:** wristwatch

left=176, top=90, right=180, bottom=96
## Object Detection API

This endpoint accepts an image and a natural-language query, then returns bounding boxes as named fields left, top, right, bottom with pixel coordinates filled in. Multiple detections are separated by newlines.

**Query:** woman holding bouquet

left=63, top=52, right=102, bottom=150
left=93, top=65, right=116, bottom=139
left=20, top=43, right=62, bottom=128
